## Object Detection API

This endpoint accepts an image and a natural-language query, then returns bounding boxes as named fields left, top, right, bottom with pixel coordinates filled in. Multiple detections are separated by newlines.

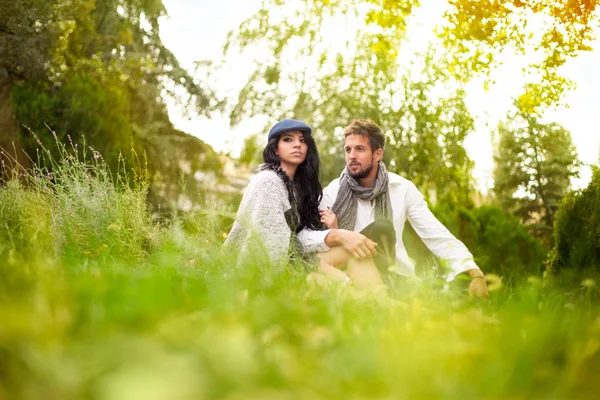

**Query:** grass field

left=1, top=146, right=599, bottom=399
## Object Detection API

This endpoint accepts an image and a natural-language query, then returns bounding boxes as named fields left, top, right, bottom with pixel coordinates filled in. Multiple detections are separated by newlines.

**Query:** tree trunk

left=0, top=79, right=30, bottom=174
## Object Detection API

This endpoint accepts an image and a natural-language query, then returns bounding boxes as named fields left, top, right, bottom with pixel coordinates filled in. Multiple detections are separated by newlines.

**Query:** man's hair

left=343, top=119, right=385, bottom=152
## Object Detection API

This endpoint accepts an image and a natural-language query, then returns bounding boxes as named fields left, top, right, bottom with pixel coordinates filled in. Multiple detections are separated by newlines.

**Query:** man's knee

left=361, top=219, right=395, bottom=242
left=370, top=219, right=395, bottom=235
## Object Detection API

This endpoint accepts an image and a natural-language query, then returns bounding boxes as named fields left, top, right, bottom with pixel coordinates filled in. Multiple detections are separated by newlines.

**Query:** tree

left=223, top=0, right=475, bottom=204
left=548, top=166, right=600, bottom=274
left=493, top=110, right=580, bottom=241
left=0, top=0, right=59, bottom=83
left=238, top=133, right=262, bottom=168
left=218, top=0, right=600, bottom=207
left=0, top=0, right=61, bottom=169
left=1, top=0, right=222, bottom=210
left=440, top=0, right=600, bottom=113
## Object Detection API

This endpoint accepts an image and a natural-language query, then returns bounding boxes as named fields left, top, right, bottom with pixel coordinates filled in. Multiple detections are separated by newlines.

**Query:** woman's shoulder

left=245, top=169, right=287, bottom=195
left=251, top=169, right=285, bottom=187
left=239, top=169, right=290, bottom=212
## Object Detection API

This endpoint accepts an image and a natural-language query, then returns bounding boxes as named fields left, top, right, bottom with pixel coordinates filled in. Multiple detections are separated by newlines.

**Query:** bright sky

left=159, top=0, right=600, bottom=191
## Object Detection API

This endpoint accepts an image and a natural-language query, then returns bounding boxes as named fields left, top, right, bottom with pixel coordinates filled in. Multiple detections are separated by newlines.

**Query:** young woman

left=224, top=119, right=350, bottom=282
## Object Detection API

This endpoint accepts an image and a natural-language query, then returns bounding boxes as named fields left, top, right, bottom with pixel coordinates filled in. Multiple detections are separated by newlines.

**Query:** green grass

left=1, top=143, right=599, bottom=399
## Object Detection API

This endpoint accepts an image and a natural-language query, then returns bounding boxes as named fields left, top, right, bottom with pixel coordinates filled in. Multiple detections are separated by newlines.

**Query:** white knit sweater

left=223, top=169, right=295, bottom=265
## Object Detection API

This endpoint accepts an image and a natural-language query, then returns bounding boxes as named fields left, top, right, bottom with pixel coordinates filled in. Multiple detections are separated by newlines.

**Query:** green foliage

left=548, top=167, right=600, bottom=274
left=432, top=204, right=547, bottom=282
left=493, top=110, right=580, bottom=242
left=2, top=2, right=599, bottom=395
left=0, top=180, right=54, bottom=263
left=2, top=0, right=223, bottom=212
left=238, top=133, right=263, bottom=168
left=223, top=0, right=475, bottom=201
left=440, top=0, right=600, bottom=112
left=221, top=0, right=599, bottom=202
left=48, top=156, right=154, bottom=263
left=0, top=139, right=157, bottom=265
left=1, top=144, right=600, bottom=399
left=11, top=70, right=130, bottom=167
left=0, top=0, right=58, bottom=82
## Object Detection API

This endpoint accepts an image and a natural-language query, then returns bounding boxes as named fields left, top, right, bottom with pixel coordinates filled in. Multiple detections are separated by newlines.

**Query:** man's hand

left=320, top=208, right=338, bottom=229
left=338, top=230, right=377, bottom=259
left=466, top=269, right=489, bottom=299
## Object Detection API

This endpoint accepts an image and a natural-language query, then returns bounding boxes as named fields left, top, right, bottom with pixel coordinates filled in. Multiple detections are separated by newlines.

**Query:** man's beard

left=348, top=161, right=375, bottom=180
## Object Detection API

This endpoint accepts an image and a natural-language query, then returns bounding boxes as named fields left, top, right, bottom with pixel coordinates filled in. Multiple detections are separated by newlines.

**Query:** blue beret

left=267, top=119, right=312, bottom=141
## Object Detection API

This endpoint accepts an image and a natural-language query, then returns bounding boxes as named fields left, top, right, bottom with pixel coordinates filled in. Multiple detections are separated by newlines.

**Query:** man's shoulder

left=387, top=171, right=410, bottom=186
left=324, top=177, right=341, bottom=190
left=328, top=177, right=341, bottom=186
left=387, top=172, right=421, bottom=199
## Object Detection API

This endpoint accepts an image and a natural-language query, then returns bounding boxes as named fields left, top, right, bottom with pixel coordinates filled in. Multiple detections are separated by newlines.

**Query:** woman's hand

left=306, top=262, right=352, bottom=287
left=320, top=208, right=338, bottom=229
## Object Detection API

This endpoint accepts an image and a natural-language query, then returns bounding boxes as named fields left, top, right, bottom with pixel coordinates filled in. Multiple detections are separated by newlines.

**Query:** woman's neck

left=279, top=162, right=297, bottom=180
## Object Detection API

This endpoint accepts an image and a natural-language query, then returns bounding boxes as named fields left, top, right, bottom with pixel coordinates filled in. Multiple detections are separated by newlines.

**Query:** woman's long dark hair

left=262, top=134, right=323, bottom=231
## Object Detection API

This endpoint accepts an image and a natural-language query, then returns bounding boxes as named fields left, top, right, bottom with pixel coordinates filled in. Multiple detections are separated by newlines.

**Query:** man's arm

left=323, top=229, right=377, bottom=259
left=297, top=179, right=377, bottom=258
left=405, top=182, right=484, bottom=282
left=297, top=223, right=378, bottom=259
left=405, top=185, right=488, bottom=298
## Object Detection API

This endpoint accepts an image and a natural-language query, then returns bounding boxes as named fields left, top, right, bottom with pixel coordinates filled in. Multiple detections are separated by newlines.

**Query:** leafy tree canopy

left=493, top=109, right=580, bottom=242
left=0, top=0, right=222, bottom=210
left=548, top=166, right=600, bottom=274
left=440, top=0, right=600, bottom=113
left=223, top=0, right=475, bottom=205
left=221, top=0, right=599, bottom=204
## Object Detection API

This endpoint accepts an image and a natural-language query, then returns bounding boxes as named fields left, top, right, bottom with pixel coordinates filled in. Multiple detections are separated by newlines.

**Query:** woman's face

left=276, top=131, right=308, bottom=168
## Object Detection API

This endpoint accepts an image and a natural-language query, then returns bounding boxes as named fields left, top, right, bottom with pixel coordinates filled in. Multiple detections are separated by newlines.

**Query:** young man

left=298, top=119, right=488, bottom=298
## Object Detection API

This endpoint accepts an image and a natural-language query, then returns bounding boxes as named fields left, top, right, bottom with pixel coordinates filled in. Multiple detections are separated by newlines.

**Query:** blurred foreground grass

left=1, top=142, right=599, bottom=399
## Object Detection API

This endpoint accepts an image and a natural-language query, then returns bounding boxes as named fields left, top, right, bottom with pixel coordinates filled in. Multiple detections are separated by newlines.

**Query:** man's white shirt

left=297, top=172, right=480, bottom=281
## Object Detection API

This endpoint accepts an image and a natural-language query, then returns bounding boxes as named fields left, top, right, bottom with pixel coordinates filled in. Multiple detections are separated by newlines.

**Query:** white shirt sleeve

left=296, top=180, right=337, bottom=253
left=405, top=182, right=480, bottom=281
left=296, top=228, right=331, bottom=253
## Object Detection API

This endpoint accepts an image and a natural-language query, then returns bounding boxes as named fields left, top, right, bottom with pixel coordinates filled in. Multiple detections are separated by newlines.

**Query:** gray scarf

left=331, top=161, right=393, bottom=231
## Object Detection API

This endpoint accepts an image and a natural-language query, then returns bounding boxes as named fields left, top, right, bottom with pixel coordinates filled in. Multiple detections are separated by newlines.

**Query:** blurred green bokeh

left=1, top=138, right=599, bottom=400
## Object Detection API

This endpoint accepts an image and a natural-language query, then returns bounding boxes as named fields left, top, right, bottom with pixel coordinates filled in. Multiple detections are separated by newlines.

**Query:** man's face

left=344, top=134, right=382, bottom=180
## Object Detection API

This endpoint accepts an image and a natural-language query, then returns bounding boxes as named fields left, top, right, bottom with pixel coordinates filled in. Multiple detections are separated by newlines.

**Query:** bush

left=1, top=137, right=157, bottom=265
left=430, top=204, right=547, bottom=282
left=548, top=167, right=600, bottom=274
left=0, top=180, right=54, bottom=262
left=48, top=154, right=155, bottom=263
